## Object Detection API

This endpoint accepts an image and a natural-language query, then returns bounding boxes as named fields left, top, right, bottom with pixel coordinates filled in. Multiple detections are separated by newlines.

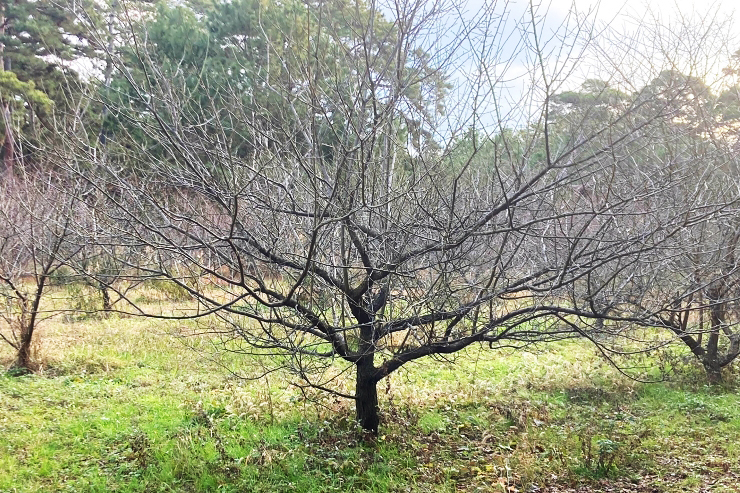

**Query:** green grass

left=2, top=314, right=740, bottom=492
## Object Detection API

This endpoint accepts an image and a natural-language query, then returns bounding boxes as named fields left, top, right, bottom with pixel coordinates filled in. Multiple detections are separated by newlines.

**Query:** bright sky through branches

left=552, top=0, right=735, bottom=23
left=433, top=0, right=738, bottom=137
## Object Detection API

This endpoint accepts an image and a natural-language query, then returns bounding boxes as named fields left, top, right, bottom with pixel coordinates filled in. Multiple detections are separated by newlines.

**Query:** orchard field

left=2, top=290, right=739, bottom=492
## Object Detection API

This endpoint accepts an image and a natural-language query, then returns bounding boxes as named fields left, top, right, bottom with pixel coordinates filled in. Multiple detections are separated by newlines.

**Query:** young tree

left=0, top=174, right=79, bottom=372
left=62, top=0, right=740, bottom=431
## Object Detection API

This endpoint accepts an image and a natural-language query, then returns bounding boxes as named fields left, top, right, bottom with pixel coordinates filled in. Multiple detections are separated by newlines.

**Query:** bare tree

left=0, top=174, right=79, bottom=372
left=61, top=0, right=740, bottom=431
left=647, top=90, right=740, bottom=383
left=567, top=13, right=740, bottom=383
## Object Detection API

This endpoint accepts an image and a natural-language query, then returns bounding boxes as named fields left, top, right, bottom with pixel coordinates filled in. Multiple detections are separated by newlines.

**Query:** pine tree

left=0, top=0, right=89, bottom=173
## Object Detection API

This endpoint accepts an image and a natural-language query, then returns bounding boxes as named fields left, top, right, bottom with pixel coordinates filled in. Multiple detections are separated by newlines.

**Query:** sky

left=549, top=0, right=736, bottom=23
left=430, top=0, right=739, bottom=133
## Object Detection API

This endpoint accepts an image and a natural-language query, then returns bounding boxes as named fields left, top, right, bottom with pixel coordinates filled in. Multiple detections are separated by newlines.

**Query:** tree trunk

left=99, top=281, right=112, bottom=312
left=705, top=288, right=724, bottom=383
left=355, top=357, right=380, bottom=434
left=12, top=325, right=33, bottom=373
left=704, top=362, right=722, bottom=384
left=1, top=29, right=14, bottom=175
left=350, top=301, right=380, bottom=433
left=11, top=276, right=49, bottom=373
left=98, top=1, right=116, bottom=148
left=2, top=102, right=15, bottom=174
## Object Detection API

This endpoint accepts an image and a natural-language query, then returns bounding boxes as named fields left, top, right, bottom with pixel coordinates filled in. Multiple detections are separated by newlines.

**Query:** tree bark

left=350, top=297, right=380, bottom=433
left=704, top=362, right=722, bottom=385
left=11, top=322, right=34, bottom=373
left=99, top=281, right=112, bottom=312
left=705, top=288, right=724, bottom=383
left=14, top=336, right=31, bottom=370
left=2, top=102, right=14, bottom=174
left=355, top=355, right=380, bottom=434
left=11, top=274, right=49, bottom=373
left=0, top=6, right=14, bottom=176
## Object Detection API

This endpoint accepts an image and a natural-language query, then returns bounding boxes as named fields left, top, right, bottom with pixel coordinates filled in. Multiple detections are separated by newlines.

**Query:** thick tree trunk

left=355, top=357, right=380, bottom=434
left=350, top=299, right=380, bottom=433
left=704, top=363, right=722, bottom=384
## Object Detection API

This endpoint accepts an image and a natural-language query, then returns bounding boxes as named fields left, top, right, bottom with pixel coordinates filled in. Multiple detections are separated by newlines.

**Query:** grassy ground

left=2, top=305, right=740, bottom=492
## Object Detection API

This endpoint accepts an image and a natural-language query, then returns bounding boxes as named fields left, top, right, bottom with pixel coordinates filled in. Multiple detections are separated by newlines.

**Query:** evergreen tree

left=0, top=0, right=89, bottom=172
